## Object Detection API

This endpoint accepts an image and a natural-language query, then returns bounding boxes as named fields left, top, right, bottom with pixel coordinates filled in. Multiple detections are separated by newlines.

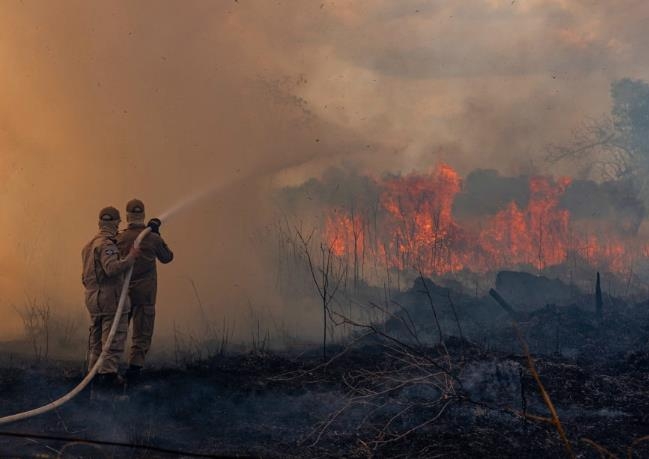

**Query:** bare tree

left=15, top=297, right=51, bottom=361
left=547, top=79, right=649, bottom=204
left=295, top=301, right=462, bottom=452
left=546, top=116, right=632, bottom=181
left=296, top=227, right=347, bottom=361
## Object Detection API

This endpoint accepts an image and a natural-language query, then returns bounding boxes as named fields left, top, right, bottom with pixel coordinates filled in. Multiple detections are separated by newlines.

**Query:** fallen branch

left=489, top=288, right=524, bottom=321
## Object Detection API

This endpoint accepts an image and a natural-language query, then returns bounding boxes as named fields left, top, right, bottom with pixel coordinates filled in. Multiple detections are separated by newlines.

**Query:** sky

left=1, top=0, right=648, bottom=340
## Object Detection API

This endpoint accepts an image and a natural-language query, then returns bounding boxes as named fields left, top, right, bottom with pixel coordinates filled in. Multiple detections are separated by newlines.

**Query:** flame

left=322, top=164, right=646, bottom=278
left=325, top=211, right=364, bottom=258
left=379, top=164, right=462, bottom=272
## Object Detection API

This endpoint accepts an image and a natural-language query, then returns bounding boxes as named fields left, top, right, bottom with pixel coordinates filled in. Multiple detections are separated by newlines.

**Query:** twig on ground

left=581, top=438, right=617, bottom=459
left=514, top=323, right=574, bottom=458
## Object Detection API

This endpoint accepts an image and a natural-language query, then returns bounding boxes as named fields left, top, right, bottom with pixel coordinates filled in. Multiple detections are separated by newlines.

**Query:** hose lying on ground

left=0, top=227, right=152, bottom=425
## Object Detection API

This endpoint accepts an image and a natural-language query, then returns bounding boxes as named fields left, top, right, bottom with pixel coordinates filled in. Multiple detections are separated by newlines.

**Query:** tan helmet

left=98, top=206, right=121, bottom=222
left=126, top=199, right=145, bottom=214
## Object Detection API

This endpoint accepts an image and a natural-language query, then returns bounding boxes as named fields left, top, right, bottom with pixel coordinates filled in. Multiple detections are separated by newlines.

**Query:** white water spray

left=0, top=181, right=229, bottom=425
left=158, top=182, right=225, bottom=223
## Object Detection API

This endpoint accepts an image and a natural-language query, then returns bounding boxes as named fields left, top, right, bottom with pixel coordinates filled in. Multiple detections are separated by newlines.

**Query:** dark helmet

left=126, top=199, right=145, bottom=214
left=99, top=206, right=121, bottom=222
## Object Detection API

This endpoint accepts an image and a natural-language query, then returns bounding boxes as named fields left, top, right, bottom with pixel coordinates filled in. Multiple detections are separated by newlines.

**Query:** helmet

left=99, top=206, right=121, bottom=222
left=126, top=199, right=145, bottom=214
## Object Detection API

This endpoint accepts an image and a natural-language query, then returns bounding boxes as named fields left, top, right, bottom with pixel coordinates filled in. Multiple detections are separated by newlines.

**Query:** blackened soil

left=0, top=346, right=648, bottom=458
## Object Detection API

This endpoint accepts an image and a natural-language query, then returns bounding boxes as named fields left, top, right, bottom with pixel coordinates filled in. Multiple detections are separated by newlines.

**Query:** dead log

left=595, top=272, right=603, bottom=319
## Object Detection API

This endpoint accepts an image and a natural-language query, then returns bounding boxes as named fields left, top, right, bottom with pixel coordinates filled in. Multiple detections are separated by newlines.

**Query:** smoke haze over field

left=1, top=1, right=649, bottom=340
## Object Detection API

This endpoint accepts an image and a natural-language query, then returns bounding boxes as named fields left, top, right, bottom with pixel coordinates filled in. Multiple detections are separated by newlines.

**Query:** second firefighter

left=117, top=199, right=174, bottom=381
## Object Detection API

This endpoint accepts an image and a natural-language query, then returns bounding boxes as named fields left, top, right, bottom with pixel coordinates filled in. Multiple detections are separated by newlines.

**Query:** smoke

left=286, top=0, right=649, bottom=177
left=1, top=1, right=649, bottom=341
left=453, top=169, right=645, bottom=234
left=0, top=0, right=362, bottom=339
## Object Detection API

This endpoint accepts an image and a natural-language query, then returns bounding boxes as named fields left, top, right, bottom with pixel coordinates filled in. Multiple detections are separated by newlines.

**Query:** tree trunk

left=323, top=302, right=327, bottom=361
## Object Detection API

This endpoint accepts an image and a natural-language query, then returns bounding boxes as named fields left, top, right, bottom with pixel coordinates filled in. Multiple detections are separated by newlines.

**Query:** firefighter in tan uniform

left=82, top=206, right=139, bottom=388
left=117, top=199, right=174, bottom=381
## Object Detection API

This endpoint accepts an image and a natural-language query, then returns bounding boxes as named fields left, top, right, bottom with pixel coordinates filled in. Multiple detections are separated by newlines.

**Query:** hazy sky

left=1, top=0, right=648, bottom=338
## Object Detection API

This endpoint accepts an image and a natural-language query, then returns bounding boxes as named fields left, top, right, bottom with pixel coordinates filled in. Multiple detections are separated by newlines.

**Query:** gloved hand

left=147, top=218, right=162, bottom=234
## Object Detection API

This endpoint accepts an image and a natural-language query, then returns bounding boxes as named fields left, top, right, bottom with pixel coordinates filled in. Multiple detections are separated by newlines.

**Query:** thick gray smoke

left=454, top=169, right=645, bottom=234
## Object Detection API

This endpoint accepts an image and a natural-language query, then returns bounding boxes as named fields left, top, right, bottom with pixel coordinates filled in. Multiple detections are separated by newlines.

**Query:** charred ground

left=1, top=274, right=649, bottom=458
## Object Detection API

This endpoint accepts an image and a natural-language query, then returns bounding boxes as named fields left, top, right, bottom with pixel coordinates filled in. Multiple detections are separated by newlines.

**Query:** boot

left=125, top=365, right=142, bottom=388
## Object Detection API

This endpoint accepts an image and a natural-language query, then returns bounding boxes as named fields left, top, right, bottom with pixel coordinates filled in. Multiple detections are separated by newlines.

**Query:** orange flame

left=322, top=164, right=645, bottom=278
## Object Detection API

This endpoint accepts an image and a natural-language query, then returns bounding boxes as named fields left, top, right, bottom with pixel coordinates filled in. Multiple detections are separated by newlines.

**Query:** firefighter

left=82, top=206, right=140, bottom=389
left=117, top=199, right=174, bottom=382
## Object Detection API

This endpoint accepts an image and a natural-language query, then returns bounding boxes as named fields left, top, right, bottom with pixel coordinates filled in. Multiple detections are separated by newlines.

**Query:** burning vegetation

left=285, top=164, right=649, bottom=295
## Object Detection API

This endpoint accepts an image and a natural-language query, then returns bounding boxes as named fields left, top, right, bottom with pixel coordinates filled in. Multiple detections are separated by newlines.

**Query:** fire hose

left=0, top=227, right=152, bottom=425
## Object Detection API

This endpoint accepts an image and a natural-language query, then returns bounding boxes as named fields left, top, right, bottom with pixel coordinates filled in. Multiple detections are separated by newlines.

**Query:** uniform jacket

left=116, top=223, right=173, bottom=306
left=82, top=229, right=135, bottom=314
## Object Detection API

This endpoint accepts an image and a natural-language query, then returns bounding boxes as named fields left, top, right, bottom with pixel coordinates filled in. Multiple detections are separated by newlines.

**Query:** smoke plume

left=1, top=1, right=649, bottom=342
